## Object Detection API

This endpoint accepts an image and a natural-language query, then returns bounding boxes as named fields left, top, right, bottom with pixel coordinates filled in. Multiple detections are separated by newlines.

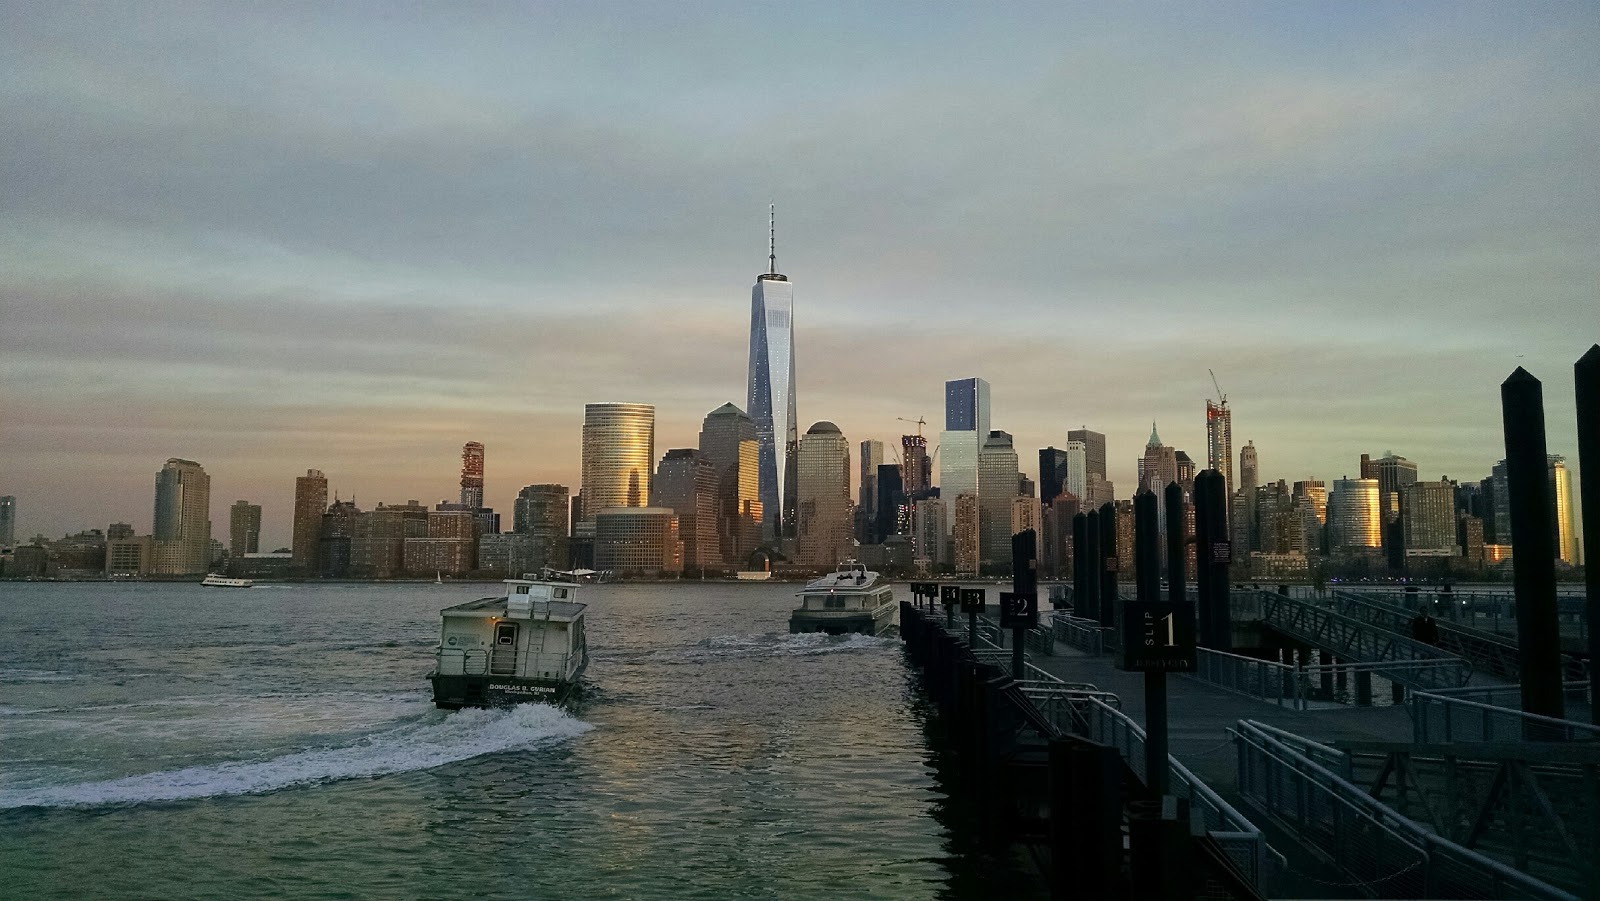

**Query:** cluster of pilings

left=899, top=598, right=1263, bottom=900
left=1506, top=347, right=1600, bottom=728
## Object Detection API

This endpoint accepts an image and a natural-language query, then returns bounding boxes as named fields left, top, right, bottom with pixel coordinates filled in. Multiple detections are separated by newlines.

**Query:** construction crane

left=1209, top=369, right=1227, bottom=408
left=897, top=416, right=927, bottom=437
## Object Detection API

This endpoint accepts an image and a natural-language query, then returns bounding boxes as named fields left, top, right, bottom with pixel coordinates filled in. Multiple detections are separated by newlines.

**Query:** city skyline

left=3, top=5, right=1596, bottom=545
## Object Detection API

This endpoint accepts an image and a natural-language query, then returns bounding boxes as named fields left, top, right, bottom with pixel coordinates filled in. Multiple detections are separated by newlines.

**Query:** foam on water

left=0, top=703, right=592, bottom=810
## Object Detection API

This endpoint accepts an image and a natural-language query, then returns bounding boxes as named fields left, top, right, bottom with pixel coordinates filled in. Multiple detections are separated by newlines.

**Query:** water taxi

left=200, top=574, right=253, bottom=588
left=789, top=561, right=895, bottom=636
left=429, top=572, right=589, bottom=709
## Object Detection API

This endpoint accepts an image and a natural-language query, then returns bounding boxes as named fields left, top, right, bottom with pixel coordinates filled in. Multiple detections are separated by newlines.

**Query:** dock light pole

left=1165, top=481, right=1186, bottom=606
left=1501, top=367, right=1565, bottom=724
left=1575, top=346, right=1600, bottom=725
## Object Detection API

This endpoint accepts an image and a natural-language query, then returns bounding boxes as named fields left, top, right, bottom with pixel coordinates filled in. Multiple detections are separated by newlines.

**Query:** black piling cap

left=1503, top=366, right=1539, bottom=388
left=1577, top=344, right=1600, bottom=372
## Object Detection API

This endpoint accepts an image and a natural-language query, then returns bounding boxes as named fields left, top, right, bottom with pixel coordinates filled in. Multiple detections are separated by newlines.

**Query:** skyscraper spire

left=768, top=202, right=777, bottom=275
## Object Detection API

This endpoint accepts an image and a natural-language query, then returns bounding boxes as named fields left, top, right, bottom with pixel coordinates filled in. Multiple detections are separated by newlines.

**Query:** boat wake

left=0, top=703, right=592, bottom=810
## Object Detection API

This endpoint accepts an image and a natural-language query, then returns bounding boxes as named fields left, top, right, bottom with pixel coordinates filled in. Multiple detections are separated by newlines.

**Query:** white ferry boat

left=200, top=574, right=253, bottom=588
left=788, top=561, right=895, bottom=636
left=429, top=572, right=589, bottom=709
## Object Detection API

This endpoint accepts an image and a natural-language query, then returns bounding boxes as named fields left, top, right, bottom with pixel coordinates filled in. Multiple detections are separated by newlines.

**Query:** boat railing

left=436, top=647, right=488, bottom=676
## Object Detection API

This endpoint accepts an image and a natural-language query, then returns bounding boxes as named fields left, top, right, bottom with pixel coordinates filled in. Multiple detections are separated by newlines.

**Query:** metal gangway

left=1256, top=591, right=1475, bottom=692
left=1335, top=590, right=1589, bottom=683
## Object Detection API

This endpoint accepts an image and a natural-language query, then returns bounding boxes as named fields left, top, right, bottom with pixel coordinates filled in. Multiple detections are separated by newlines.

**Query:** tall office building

left=953, top=494, right=979, bottom=575
left=652, top=449, right=722, bottom=570
left=747, top=207, right=798, bottom=541
left=938, top=430, right=981, bottom=521
left=292, top=469, right=328, bottom=574
left=912, top=497, right=948, bottom=569
left=1174, top=451, right=1196, bottom=493
left=1293, top=480, right=1328, bottom=554
left=1063, top=440, right=1087, bottom=502
left=1206, top=399, right=1233, bottom=503
left=152, top=458, right=211, bottom=575
left=977, top=431, right=1019, bottom=571
left=229, top=500, right=261, bottom=559
left=1068, top=428, right=1107, bottom=483
left=945, top=377, right=991, bottom=435
left=858, top=440, right=885, bottom=512
left=1550, top=455, right=1576, bottom=565
left=1402, top=479, right=1458, bottom=556
left=459, top=442, right=485, bottom=509
left=579, top=402, right=655, bottom=538
left=1328, top=478, right=1382, bottom=553
left=794, top=421, right=851, bottom=567
left=0, top=496, right=14, bottom=548
left=512, top=484, right=570, bottom=573
left=901, top=434, right=930, bottom=495
left=1239, top=442, right=1259, bottom=496
left=875, top=464, right=906, bottom=542
left=1039, top=447, right=1068, bottom=506
left=1138, top=424, right=1179, bottom=551
left=698, top=403, right=762, bottom=565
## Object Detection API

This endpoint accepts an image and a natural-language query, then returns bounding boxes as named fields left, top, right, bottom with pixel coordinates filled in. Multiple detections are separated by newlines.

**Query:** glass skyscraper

left=944, top=377, right=991, bottom=435
left=747, top=207, right=797, bottom=541
left=579, top=402, right=655, bottom=538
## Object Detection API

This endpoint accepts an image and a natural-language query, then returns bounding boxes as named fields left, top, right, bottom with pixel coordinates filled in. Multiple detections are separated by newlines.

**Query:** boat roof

left=800, top=565, right=884, bottom=593
left=441, top=597, right=586, bottom=620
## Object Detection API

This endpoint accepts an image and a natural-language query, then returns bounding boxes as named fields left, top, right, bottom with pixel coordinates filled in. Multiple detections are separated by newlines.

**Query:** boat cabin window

left=826, top=597, right=845, bottom=609
left=514, top=585, right=530, bottom=595
left=494, top=623, right=518, bottom=646
left=553, top=587, right=570, bottom=599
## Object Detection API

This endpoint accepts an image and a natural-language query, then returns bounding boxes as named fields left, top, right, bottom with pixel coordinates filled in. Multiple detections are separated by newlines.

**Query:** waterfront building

left=1402, top=478, right=1459, bottom=556
left=349, top=501, right=428, bottom=579
left=1256, top=481, right=1301, bottom=554
left=953, top=494, right=979, bottom=575
left=1174, top=451, right=1196, bottom=494
left=1063, top=441, right=1087, bottom=502
left=1042, top=493, right=1080, bottom=579
left=1011, top=495, right=1041, bottom=536
left=698, top=403, right=762, bottom=565
left=1083, top=473, right=1115, bottom=510
left=460, top=442, right=485, bottom=509
left=1115, top=499, right=1135, bottom=577
left=105, top=534, right=153, bottom=576
left=1293, top=480, right=1328, bottom=554
left=1328, top=478, right=1382, bottom=553
left=794, top=421, right=852, bottom=568
left=319, top=499, right=360, bottom=578
left=594, top=507, right=681, bottom=576
left=1206, top=400, right=1233, bottom=503
left=151, top=458, right=211, bottom=575
left=107, top=522, right=134, bottom=541
left=977, top=431, right=1019, bottom=572
left=902, top=434, right=930, bottom=495
left=512, top=484, right=570, bottom=574
left=858, top=440, right=884, bottom=515
left=477, top=533, right=537, bottom=578
left=945, top=377, right=991, bottom=435
left=403, top=509, right=477, bottom=576
left=747, top=208, right=798, bottom=541
left=0, top=496, right=14, bottom=548
left=229, top=500, right=261, bottom=559
left=652, top=449, right=721, bottom=570
left=578, top=402, right=655, bottom=538
left=912, top=497, right=947, bottom=569
left=1138, top=424, right=1179, bottom=562
left=292, top=469, right=328, bottom=575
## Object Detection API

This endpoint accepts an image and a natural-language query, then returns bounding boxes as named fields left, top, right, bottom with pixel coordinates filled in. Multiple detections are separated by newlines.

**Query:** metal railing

left=1260, top=591, right=1474, bottom=690
left=1051, top=611, right=1115, bottom=656
left=1188, top=647, right=1303, bottom=708
left=1067, top=697, right=1275, bottom=889
left=1408, top=691, right=1600, bottom=744
left=1231, top=719, right=1577, bottom=900
left=1336, top=590, right=1589, bottom=682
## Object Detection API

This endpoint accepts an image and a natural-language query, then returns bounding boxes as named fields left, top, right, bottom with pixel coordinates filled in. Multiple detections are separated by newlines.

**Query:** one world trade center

left=747, top=205, right=797, bottom=541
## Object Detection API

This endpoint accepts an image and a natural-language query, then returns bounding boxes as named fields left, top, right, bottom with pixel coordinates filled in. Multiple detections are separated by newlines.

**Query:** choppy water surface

left=0, top=582, right=1036, bottom=900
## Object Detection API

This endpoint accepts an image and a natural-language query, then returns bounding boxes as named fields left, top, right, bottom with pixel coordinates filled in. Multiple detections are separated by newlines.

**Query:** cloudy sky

left=3, top=2, right=1596, bottom=549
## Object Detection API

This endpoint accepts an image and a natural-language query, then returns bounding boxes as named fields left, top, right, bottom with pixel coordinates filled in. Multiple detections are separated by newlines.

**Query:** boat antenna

left=768, top=202, right=776, bottom=275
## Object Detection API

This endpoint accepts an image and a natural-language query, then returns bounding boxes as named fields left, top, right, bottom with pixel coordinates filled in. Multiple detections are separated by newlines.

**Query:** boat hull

left=788, top=604, right=895, bottom=637
left=429, top=673, right=582, bottom=710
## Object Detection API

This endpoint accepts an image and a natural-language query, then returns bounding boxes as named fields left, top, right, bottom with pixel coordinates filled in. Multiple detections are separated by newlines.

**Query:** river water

left=0, top=581, right=1038, bottom=900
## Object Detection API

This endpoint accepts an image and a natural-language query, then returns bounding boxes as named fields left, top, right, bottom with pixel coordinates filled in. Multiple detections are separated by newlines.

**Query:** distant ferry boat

left=788, top=561, right=894, bottom=636
left=429, top=572, right=589, bottom=709
left=200, top=574, right=253, bottom=588
left=735, top=571, right=773, bottom=581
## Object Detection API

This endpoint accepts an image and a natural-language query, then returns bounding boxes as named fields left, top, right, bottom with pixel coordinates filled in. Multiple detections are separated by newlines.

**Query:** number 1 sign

left=1119, top=601, right=1197, bottom=672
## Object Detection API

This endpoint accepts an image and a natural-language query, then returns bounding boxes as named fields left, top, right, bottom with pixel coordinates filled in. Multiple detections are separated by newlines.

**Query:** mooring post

left=1083, top=508, right=1101, bottom=624
left=1575, top=345, right=1600, bottom=726
left=1135, top=490, right=1161, bottom=603
left=1069, top=742, right=1125, bottom=898
left=1194, top=470, right=1232, bottom=649
left=1072, top=511, right=1089, bottom=618
left=1098, top=502, right=1118, bottom=630
left=1134, top=490, right=1169, bottom=796
left=1165, top=480, right=1186, bottom=606
left=1501, top=367, right=1565, bottom=723
left=1009, top=530, right=1038, bottom=679
left=1047, top=737, right=1075, bottom=901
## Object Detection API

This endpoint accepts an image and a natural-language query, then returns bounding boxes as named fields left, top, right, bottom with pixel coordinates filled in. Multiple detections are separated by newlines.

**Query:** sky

left=3, top=2, right=1597, bottom=550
